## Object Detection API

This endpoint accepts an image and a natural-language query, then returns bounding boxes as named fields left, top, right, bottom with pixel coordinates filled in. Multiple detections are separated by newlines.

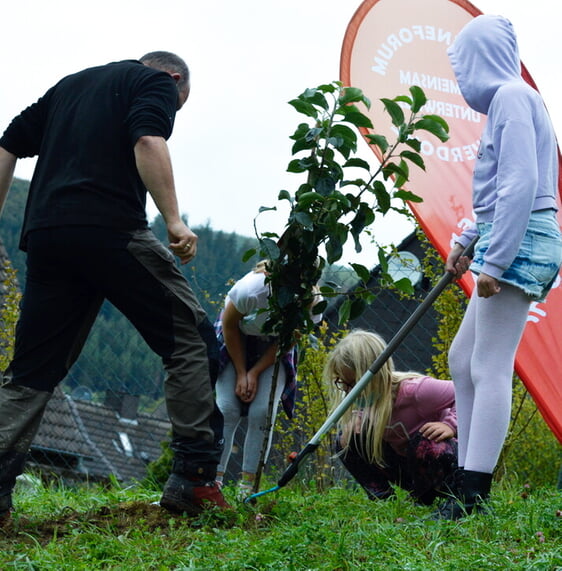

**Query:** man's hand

left=167, top=220, right=198, bottom=264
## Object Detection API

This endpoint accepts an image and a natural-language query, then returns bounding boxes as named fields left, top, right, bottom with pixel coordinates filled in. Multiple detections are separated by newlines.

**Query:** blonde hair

left=324, top=329, right=422, bottom=465
left=253, top=260, right=269, bottom=274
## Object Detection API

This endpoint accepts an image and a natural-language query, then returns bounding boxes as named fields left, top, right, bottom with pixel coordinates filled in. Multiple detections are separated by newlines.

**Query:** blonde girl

left=325, top=329, right=458, bottom=504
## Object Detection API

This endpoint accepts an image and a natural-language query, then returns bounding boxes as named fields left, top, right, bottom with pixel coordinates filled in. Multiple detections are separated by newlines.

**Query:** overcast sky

left=1, top=0, right=560, bottom=264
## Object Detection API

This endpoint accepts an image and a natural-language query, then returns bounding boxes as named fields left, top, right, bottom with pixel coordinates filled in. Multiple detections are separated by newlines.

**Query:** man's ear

left=170, top=72, right=181, bottom=83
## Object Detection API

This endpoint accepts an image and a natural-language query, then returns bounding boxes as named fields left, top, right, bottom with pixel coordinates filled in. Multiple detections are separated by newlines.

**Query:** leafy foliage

left=250, top=82, right=449, bottom=355
left=0, top=261, right=21, bottom=371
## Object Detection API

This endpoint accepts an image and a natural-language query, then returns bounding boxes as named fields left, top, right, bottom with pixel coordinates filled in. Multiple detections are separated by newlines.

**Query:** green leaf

left=365, top=133, right=389, bottom=154
left=343, top=157, right=371, bottom=171
left=260, top=238, right=280, bottom=261
left=327, top=136, right=345, bottom=149
left=287, top=156, right=318, bottom=173
left=349, top=298, right=367, bottom=320
left=380, top=98, right=405, bottom=126
left=278, top=189, right=292, bottom=201
left=315, top=176, right=337, bottom=196
left=330, top=124, right=358, bottom=146
left=326, top=236, right=344, bottom=264
left=339, top=86, right=367, bottom=106
left=288, top=98, right=319, bottom=119
left=259, top=205, right=277, bottom=213
left=422, top=114, right=449, bottom=131
left=409, top=85, right=427, bottom=113
left=394, top=189, right=423, bottom=203
left=291, top=137, right=316, bottom=155
left=296, top=191, right=323, bottom=208
left=340, top=178, right=368, bottom=189
left=305, top=127, right=324, bottom=142
left=349, top=203, right=375, bottom=241
left=382, top=161, right=409, bottom=187
left=400, top=150, right=425, bottom=170
left=414, top=117, right=449, bottom=142
left=350, top=263, right=371, bottom=284
left=290, top=122, right=311, bottom=141
left=301, top=88, right=329, bottom=110
left=393, top=276, right=415, bottom=296
left=287, top=158, right=306, bottom=173
left=338, top=299, right=352, bottom=324
left=372, top=180, right=391, bottom=214
left=393, top=95, right=412, bottom=106
left=340, top=111, right=373, bottom=129
left=242, top=248, right=257, bottom=263
left=312, top=299, right=328, bottom=315
left=294, top=211, right=314, bottom=229
left=404, top=137, right=422, bottom=152
left=317, top=83, right=338, bottom=94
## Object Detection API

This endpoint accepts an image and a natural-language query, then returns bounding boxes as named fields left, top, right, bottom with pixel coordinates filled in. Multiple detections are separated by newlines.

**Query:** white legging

left=448, top=283, right=531, bottom=474
left=216, top=361, right=286, bottom=476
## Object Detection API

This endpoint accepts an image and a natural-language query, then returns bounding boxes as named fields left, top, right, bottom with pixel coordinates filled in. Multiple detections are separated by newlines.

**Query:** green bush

left=0, top=260, right=21, bottom=371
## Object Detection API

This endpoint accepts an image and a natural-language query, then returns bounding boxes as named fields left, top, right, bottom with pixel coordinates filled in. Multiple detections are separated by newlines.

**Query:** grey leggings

left=216, top=361, right=286, bottom=476
left=448, top=283, right=530, bottom=473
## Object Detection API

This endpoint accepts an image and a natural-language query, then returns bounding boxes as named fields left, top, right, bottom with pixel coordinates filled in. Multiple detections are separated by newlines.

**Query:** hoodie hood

left=447, top=15, right=521, bottom=114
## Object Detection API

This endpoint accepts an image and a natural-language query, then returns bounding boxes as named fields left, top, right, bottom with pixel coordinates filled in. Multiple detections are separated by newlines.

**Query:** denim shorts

left=471, top=209, right=562, bottom=301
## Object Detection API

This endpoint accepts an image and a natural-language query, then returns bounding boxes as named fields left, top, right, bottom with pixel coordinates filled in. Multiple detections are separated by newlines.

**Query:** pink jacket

left=383, top=376, right=457, bottom=456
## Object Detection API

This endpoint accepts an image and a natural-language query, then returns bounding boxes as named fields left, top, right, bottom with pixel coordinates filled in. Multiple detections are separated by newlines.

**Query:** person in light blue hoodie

left=434, top=14, right=562, bottom=519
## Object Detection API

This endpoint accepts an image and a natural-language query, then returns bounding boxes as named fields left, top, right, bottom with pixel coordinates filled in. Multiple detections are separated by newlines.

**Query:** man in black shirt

left=0, top=51, right=230, bottom=520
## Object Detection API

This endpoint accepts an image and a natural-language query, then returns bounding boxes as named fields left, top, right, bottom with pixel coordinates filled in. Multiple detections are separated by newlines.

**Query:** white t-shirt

left=225, top=271, right=270, bottom=337
left=225, top=270, right=323, bottom=337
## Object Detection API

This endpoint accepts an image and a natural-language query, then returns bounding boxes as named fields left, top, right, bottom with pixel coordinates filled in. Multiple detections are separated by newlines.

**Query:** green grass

left=1, top=476, right=561, bottom=570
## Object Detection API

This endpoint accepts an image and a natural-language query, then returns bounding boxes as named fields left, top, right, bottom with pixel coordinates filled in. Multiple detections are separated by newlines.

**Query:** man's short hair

left=139, top=51, right=190, bottom=89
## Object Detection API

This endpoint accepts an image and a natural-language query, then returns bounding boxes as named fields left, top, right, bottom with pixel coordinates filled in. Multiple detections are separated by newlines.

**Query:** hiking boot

left=160, top=473, right=232, bottom=516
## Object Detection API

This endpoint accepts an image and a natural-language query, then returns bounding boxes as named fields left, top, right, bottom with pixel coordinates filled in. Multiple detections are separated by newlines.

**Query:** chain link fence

left=1, top=234, right=444, bottom=488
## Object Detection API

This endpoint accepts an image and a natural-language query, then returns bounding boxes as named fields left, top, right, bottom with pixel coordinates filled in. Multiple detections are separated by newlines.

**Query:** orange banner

left=341, top=0, right=562, bottom=443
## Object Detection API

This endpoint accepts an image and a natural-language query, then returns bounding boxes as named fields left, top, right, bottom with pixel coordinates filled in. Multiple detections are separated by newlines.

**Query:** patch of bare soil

left=0, top=501, right=238, bottom=545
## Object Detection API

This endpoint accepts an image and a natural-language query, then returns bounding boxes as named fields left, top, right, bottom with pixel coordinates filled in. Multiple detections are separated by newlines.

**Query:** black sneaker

left=160, top=474, right=232, bottom=516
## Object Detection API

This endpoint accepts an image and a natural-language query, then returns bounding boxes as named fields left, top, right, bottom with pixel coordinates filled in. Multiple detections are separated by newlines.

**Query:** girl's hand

left=235, top=371, right=258, bottom=403
left=242, top=370, right=259, bottom=403
left=235, top=372, right=249, bottom=401
left=477, top=273, right=501, bottom=298
left=445, top=243, right=471, bottom=279
left=420, top=421, right=455, bottom=442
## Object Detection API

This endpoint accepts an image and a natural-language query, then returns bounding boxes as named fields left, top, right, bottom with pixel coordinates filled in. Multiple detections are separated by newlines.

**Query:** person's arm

left=221, top=300, right=259, bottom=402
left=0, top=147, right=17, bottom=217
left=134, top=135, right=196, bottom=265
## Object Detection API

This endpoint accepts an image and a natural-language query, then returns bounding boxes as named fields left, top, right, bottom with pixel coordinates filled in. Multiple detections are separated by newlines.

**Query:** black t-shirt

left=0, top=60, right=178, bottom=250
